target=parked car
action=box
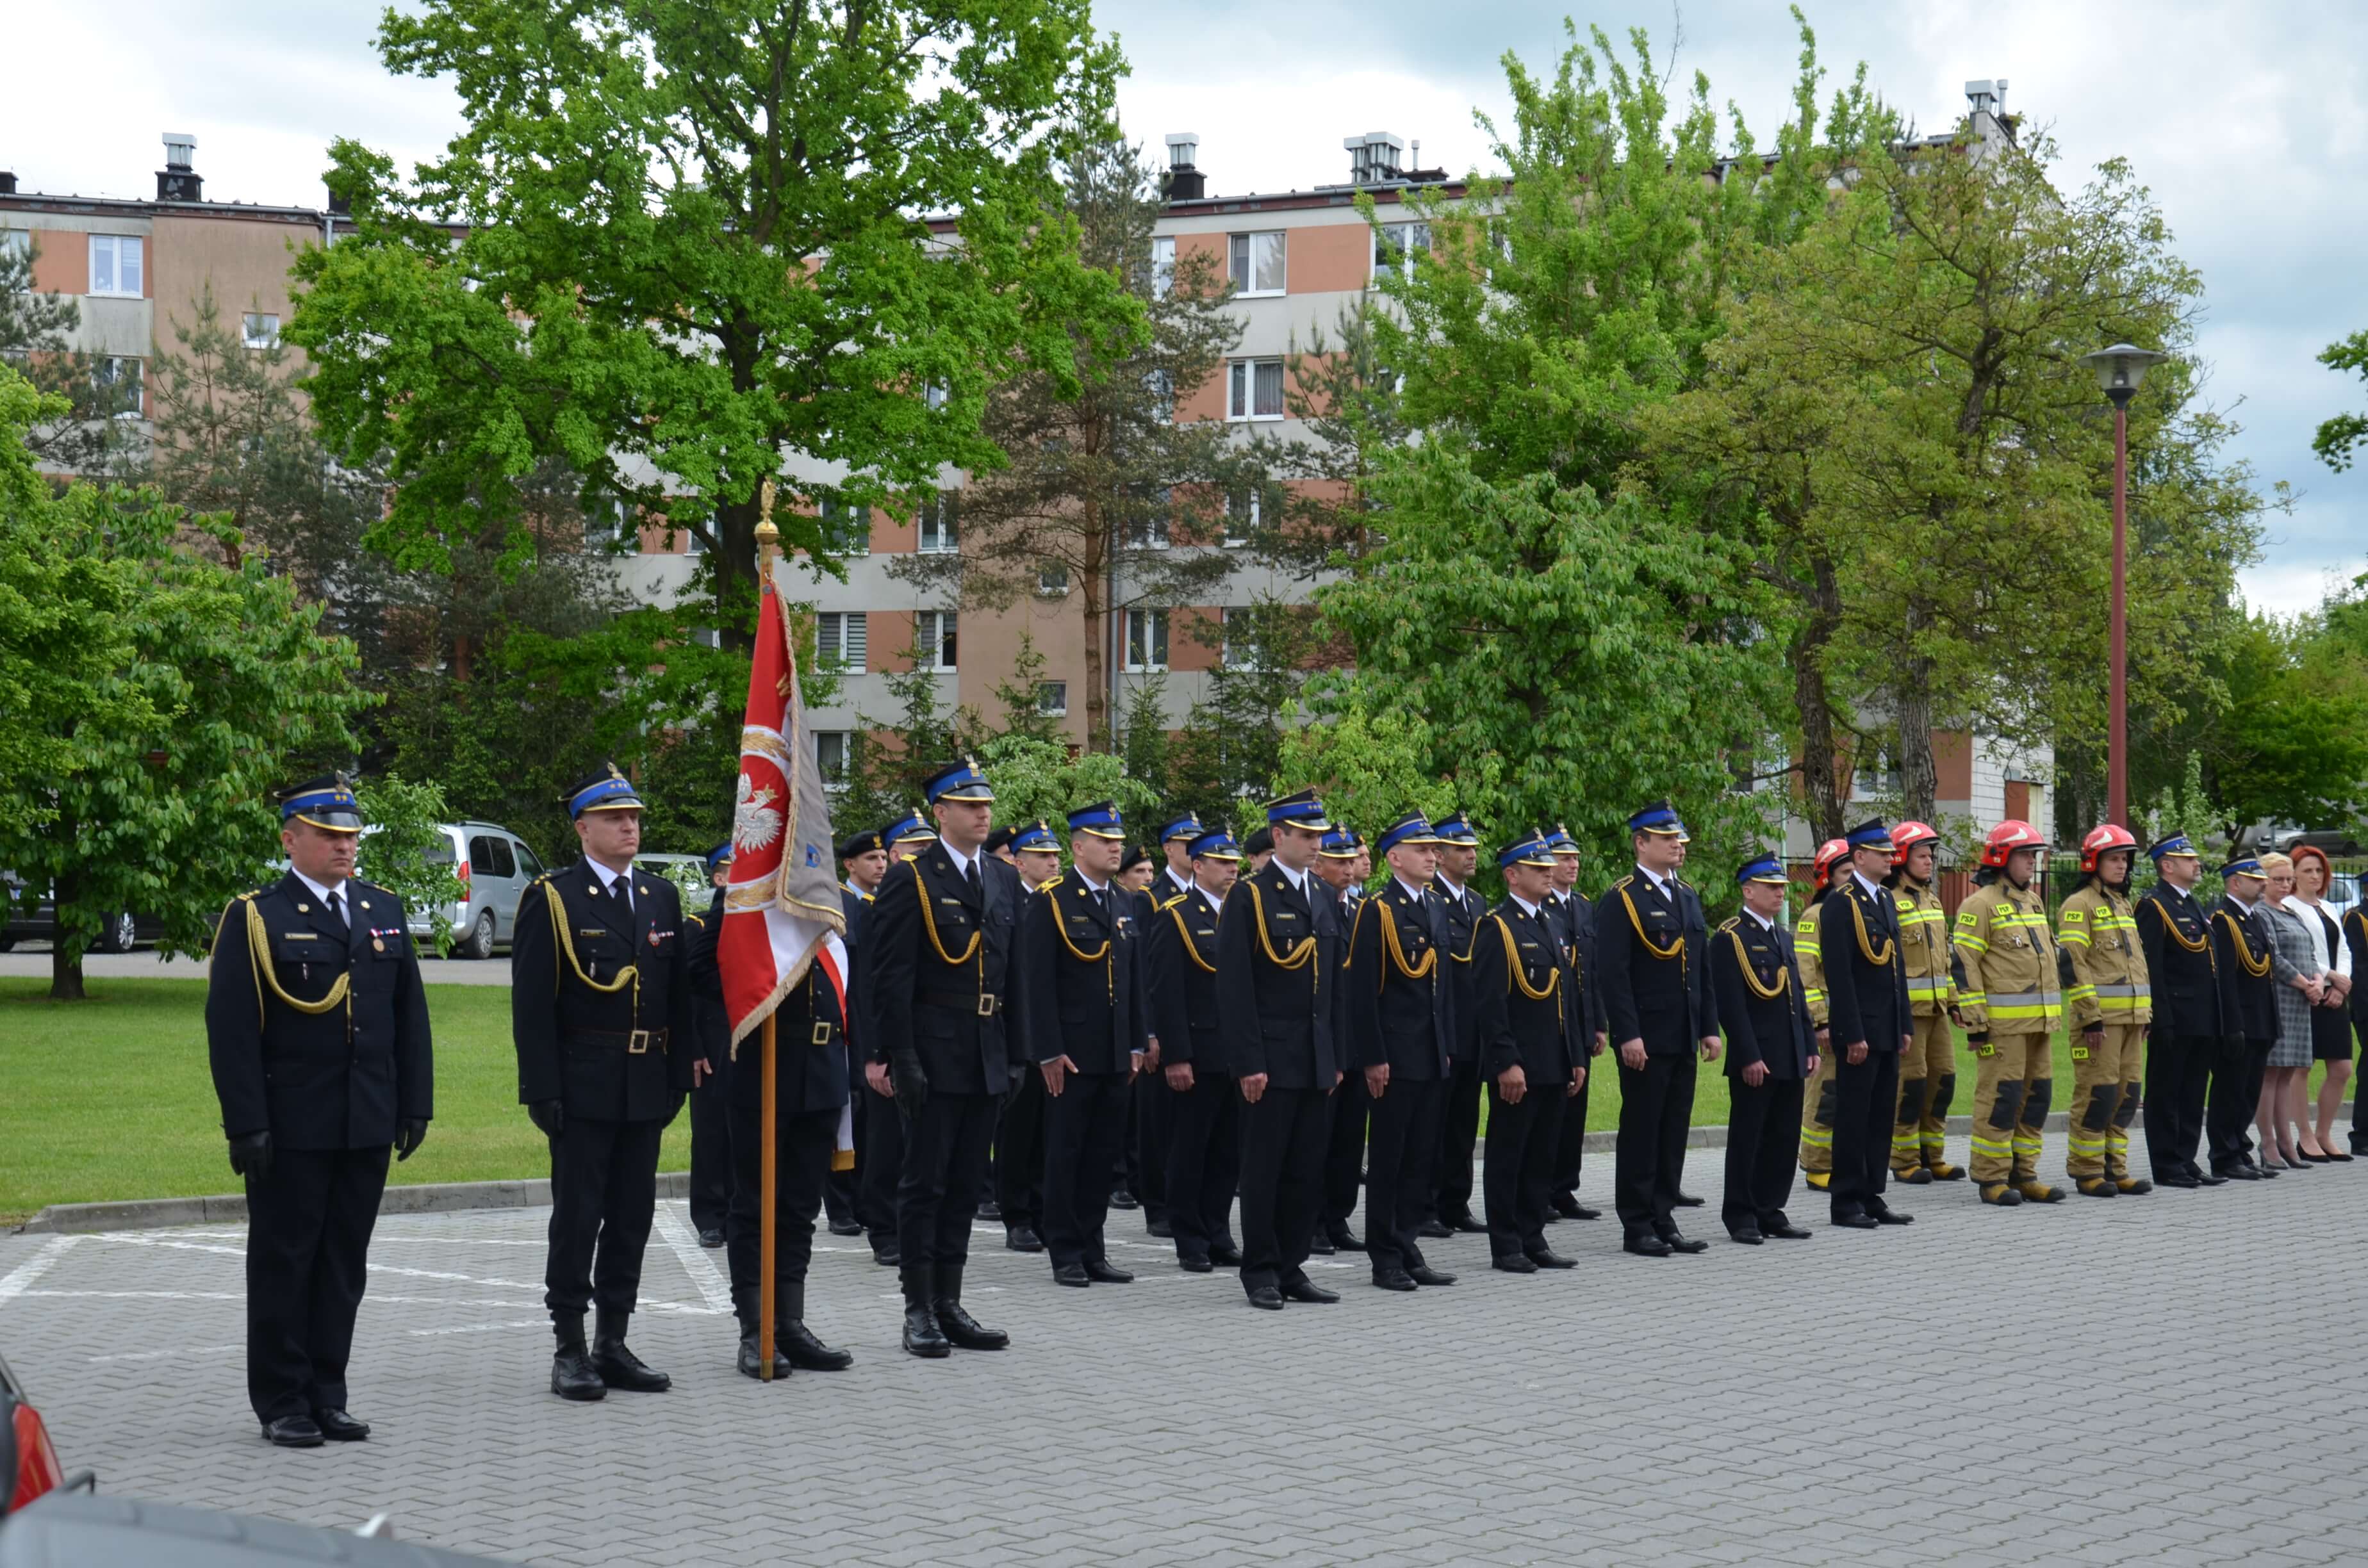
[2280,827,2367,857]
[0,873,160,956]
[2,1351,91,1521]
[412,822,550,960]
[0,1492,500,1565]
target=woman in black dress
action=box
[2290,847,2356,1161]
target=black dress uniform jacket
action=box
[1593,872,1714,1053]
[1821,876,1911,1052]
[1713,913,1813,1080]
[512,860,698,1121]
[2211,895,2285,1044]
[1543,890,1605,1041]
[1149,884,1228,1073]
[863,845,1026,1095]
[686,895,848,1113]
[1215,862,1340,1088]
[1469,901,1573,1084]
[1021,875,1148,1072]
[1345,881,1452,1079]
[209,873,434,1148]
[2135,883,2219,1036]
[1435,879,1484,1061]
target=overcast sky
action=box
[6,0,2359,612]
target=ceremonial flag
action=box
[719,549,853,1168]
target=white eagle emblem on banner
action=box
[733,774,784,854]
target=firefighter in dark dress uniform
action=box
[1822,819,1915,1229]
[512,765,700,1401]
[1022,802,1149,1287]
[685,845,735,1249]
[857,812,934,1267]
[824,829,885,1237]
[2207,855,2320,1177]
[860,761,1026,1359]
[1543,826,1606,1221]
[206,773,432,1447]
[1593,802,1720,1257]
[1345,811,1458,1292]
[1314,828,1370,1254]
[1217,790,1347,1310]
[2134,835,2223,1186]
[1151,828,1246,1271]
[1713,854,1817,1245]
[994,819,1061,1254]
[1471,831,1584,1273]
[1425,812,1490,1236]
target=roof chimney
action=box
[0,170,16,197]
[1162,132,1205,201]
[158,131,201,202]
[1343,131,1407,186]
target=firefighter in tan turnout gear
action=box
[2055,825,2153,1198]
[1951,820,2066,1205]
[1796,838,1849,1192]
[1886,822,1963,1184]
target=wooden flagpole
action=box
[755,490,781,1383]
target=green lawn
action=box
[0,978,690,1223]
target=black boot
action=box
[931,1264,1010,1352]
[732,1289,790,1382]
[591,1308,671,1392]
[777,1281,852,1371]
[550,1314,605,1402]
[901,1264,951,1359]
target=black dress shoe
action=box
[737,1334,792,1380]
[1247,1285,1285,1311]
[1622,1234,1672,1257]
[1147,1215,1174,1239]
[1416,1218,1454,1239]
[696,1227,725,1249]
[1672,1191,1706,1208]
[261,1415,325,1448]
[779,1320,853,1371]
[2157,1172,2201,1189]
[871,1240,902,1266]
[1451,1213,1490,1234]
[593,1341,671,1392]
[827,1217,866,1237]
[932,1298,1009,1351]
[551,1349,607,1401]
[1492,1254,1540,1274]
[1053,1262,1090,1287]
[1550,1192,1583,1218]
[1209,1242,1244,1267]
[1281,1277,1340,1304]
[1109,1188,1141,1210]
[1325,1224,1365,1252]
[1308,1235,1335,1255]
[1568,1203,1602,1221]
[1408,1263,1458,1286]
[2191,1166,2226,1185]
[1870,1208,1913,1225]
[1178,1254,1213,1273]
[312,1407,370,1442]
[1830,1213,1879,1230]
[1762,1222,1813,1239]
[2216,1163,2260,1181]
[976,1198,1003,1220]
[1657,1230,1708,1254]
[1524,1248,1577,1269]
[901,1304,951,1358]
[1372,1267,1419,1291]
[1005,1225,1044,1253]
[1083,1258,1134,1284]
[1727,1227,1764,1245]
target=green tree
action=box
[976,732,1156,844]
[352,772,457,954]
[288,0,1134,630]
[2315,328,2368,473]
[1165,595,1320,824]
[891,135,1247,746]
[2203,605,2368,845]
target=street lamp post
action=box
[2078,343,2167,831]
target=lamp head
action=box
[2078,343,2167,409]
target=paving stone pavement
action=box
[4,1138,2366,1567]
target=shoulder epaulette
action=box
[1716,915,1740,934]
[1040,874,1066,893]
[685,910,706,930]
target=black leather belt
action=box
[918,988,1001,1018]
[575,1027,670,1055]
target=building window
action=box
[1227,358,1285,421]
[93,356,143,418]
[1150,236,1174,298]
[242,313,280,349]
[1037,680,1068,717]
[1124,609,1169,672]
[923,380,949,410]
[1228,231,1285,295]
[1127,489,1170,550]
[917,489,958,554]
[917,610,957,671]
[0,229,28,261]
[1372,221,1430,281]
[1037,561,1070,597]
[817,496,869,555]
[814,730,850,783]
[816,611,867,671]
[1224,486,1261,546]
[88,234,143,298]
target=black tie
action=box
[965,858,982,899]
[326,890,348,934]
[611,875,632,920]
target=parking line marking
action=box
[0,1236,79,1306]
[650,1200,735,1316]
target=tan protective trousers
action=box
[2066,1022,2146,1180]
[1968,1032,2053,1186]
[1891,1011,1958,1175]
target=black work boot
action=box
[591,1307,671,1392]
[733,1288,790,1382]
[550,1314,605,1402]
[931,1264,1009,1352]
[777,1281,852,1371]
[901,1264,951,1359]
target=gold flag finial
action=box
[755,478,780,578]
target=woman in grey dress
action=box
[2255,853,2327,1170]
